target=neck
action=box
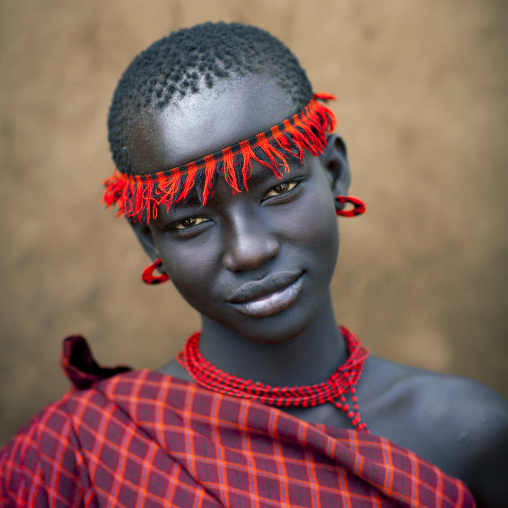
[199,295,348,387]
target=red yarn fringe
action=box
[102,93,337,223]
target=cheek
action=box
[286,185,339,263]
[167,264,216,312]
[155,237,219,306]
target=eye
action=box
[264,181,298,199]
[172,216,208,231]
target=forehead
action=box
[126,74,296,174]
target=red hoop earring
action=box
[335,196,366,217]
[142,259,170,285]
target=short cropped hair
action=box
[108,22,313,174]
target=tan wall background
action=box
[1,0,507,445]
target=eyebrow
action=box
[248,159,307,186]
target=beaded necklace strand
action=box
[178,326,369,433]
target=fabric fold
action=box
[0,336,475,507]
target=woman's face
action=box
[128,75,340,344]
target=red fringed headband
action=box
[102,92,336,223]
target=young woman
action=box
[1,22,507,507]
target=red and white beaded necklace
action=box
[177,326,369,433]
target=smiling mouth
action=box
[227,271,305,318]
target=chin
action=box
[212,291,330,345]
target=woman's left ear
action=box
[320,133,351,197]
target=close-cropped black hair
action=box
[108,22,313,174]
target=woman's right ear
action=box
[130,220,161,262]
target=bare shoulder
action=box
[361,356,508,507]
[365,355,508,428]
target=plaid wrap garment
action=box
[0,336,475,507]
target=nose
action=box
[222,208,280,272]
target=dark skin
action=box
[129,74,508,507]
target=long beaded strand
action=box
[178,326,369,433]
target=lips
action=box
[227,271,304,318]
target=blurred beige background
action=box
[1,0,507,445]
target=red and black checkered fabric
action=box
[1,336,475,507]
